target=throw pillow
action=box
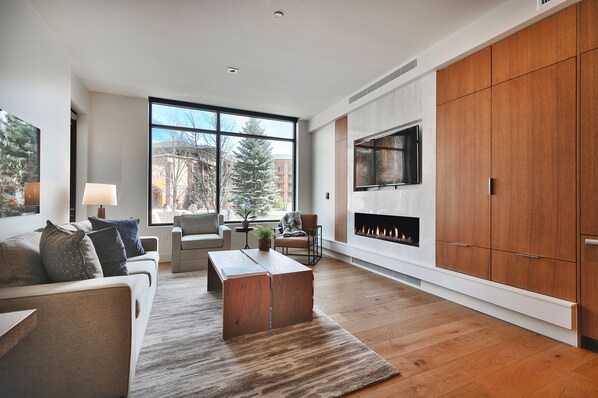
[89,217,145,258]
[0,231,50,287]
[87,227,128,277]
[40,221,103,282]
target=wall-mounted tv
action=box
[354,124,420,191]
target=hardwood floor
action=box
[311,257,598,397]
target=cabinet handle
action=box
[489,178,495,195]
[585,239,598,246]
[450,242,470,247]
[515,253,540,259]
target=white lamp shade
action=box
[82,183,117,206]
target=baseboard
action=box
[322,240,578,346]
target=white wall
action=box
[311,122,335,242]
[296,120,312,213]
[0,0,72,239]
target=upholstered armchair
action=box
[274,213,322,265]
[171,213,231,273]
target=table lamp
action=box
[82,183,117,219]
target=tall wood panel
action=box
[335,117,347,243]
[581,0,598,53]
[436,48,491,105]
[582,236,598,339]
[491,58,576,262]
[581,49,598,235]
[492,6,577,85]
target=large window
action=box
[149,98,297,225]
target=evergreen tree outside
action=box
[230,119,279,217]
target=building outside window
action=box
[149,98,297,225]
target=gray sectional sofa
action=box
[0,220,159,397]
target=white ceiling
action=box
[30,0,506,120]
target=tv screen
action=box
[354,125,420,190]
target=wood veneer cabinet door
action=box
[437,47,491,105]
[436,89,491,248]
[436,241,491,280]
[491,59,576,262]
[492,250,576,301]
[492,6,576,85]
[581,49,598,235]
[581,0,598,53]
[581,236,598,339]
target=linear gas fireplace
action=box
[354,213,419,247]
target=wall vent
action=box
[537,0,553,10]
[349,58,417,104]
[351,257,422,287]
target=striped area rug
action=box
[130,270,399,398]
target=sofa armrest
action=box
[0,277,139,397]
[219,225,231,249]
[140,236,159,252]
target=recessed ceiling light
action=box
[273,11,284,18]
[227,67,239,74]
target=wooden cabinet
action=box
[436,89,491,248]
[581,0,598,53]
[492,250,576,302]
[491,59,576,262]
[581,49,598,235]
[436,48,491,105]
[436,241,490,280]
[335,116,348,243]
[582,236,598,339]
[491,6,576,85]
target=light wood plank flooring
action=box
[311,256,598,397]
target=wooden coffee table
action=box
[207,249,313,339]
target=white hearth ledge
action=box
[322,239,578,347]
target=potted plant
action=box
[235,200,255,229]
[253,225,274,251]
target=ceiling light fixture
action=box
[227,67,239,74]
[273,11,284,19]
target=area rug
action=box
[129,270,398,398]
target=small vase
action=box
[258,238,271,251]
[242,220,250,229]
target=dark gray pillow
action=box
[89,217,145,258]
[40,221,103,282]
[87,227,128,277]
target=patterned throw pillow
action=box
[87,227,128,277]
[40,221,103,282]
[89,217,146,258]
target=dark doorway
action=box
[69,110,77,222]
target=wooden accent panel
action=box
[436,241,491,280]
[581,49,598,235]
[436,89,491,247]
[491,59,576,262]
[581,0,598,53]
[335,117,348,243]
[581,236,598,339]
[436,47,491,105]
[491,250,576,301]
[492,6,577,85]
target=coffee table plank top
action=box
[242,249,310,274]
[208,250,262,280]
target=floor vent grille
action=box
[351,257,422,287]
[349,58,417,104]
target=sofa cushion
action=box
[180,213,219,235]
[87,227,128,277]
[89,217,145,258]
[0,231,49,287]
[127,251,159,267]
[181,234,223,250]
[40,221,103,282]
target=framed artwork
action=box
[0,109,40,217]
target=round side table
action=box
[234,227,254,249]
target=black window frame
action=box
[148,97,298,227]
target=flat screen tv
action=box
[354,125,420,191]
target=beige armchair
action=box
[171,213,231,273]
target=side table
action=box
[234,227,254,249]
